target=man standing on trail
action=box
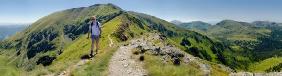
[87,16,101,57]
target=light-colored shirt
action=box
[90,21,101,35]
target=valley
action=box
[173,19,282,72]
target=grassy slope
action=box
[0,4,123,73]
[47,14,123,76]
[249,57,282,72]
[144,54,202,76]
[1,4,237,75]
[0,55,24,76]
[70,15,122,76]
[207,20,271,41]
[168,37,231,76]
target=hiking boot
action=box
[90,50,94,57]
[95,49,98,54]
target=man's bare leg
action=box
[90,38,95,56]
[95,37,99,54]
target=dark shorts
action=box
[91,35,100,41]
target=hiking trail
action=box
[55,34,114,76]
[108,42,148,76]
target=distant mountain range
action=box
[172,20,282,28]
[253,21,282,27]
[170,20,183,25]
[177,21,211,31]
[0,25,27,40]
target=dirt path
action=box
[49,34,114,76]
[108,44,147,76]
[55,35,114,76]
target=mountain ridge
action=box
[0,3,281,76]
[0,3,232,75]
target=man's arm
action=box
[87,21,91,39]
[98,22,102,36]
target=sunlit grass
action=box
[144,54,202,76]
[0,55,24,76]
[249,57,282,72]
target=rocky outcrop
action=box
[129,33,233,75]
[113,22,130,41]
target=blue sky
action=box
[0,0,282,24]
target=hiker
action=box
[87,16,102,57]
